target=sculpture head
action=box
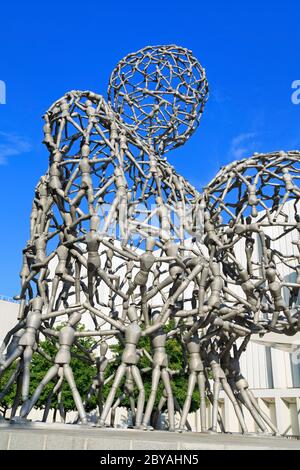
[108,45,209,155]
[31,296,44,311]
[145,236,156,252]
[127,304,138,323]
[68,311,82,326]
[90,214,100,232]
[100,341,108,356]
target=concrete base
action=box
[0,422,299,450]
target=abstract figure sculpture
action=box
[202,151,300,335]
[0,45,299,436]
[108,45,208,154]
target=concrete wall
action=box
[0,299,18,343]
[1,424,299,450]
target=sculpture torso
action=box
[55,325,75,364]
[122,322,142,365]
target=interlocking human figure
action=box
[0,46,299,436]
[202,151,300,335]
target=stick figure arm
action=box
[236,335,251,359]
[140,348,153,363]
[166,367,181,376]
[31,252,56,269]
[142,320,166,336]
[42,328,59,337]
[75,330,119,337]
[166,327,181,339]
[36,347,53,363]
[156,256,186,269]
[73,339,95,362]
[104,373,115,386]
[83,302,125,332]
[41,304,82,320]
[71,352,94,364]
[62,235,86,247]
[46,229,61,242]
[199,327,222,344]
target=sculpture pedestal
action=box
[0,422,299,450]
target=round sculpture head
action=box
[108,45,209,154]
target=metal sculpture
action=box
[202,151,300,335]
[0,45,299,435]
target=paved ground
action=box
[0,421,299,450]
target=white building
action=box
[219,334,300,436]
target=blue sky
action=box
[0,0,299,296]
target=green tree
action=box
[0,364,18,416]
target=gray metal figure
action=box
[204,340,248,434]
[141,310,175,432]
[178,329,207,432]
[19,310,117,422]
[0,297,44,403]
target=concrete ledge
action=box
[0,422,299,450]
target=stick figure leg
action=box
[198,372,207,431]
[179,372,196,431]
[100,363,127,426]
[131,365,145,427]
[142,366,161,429]
[22,346,33,401]
[161,368,175,432]
[20,364,59,418]
[64,364,87,424]
[222,379,248,433]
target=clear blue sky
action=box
[0,0,299,297]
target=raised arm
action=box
[83,302,125,332]
[41,327,60,338]
[75,329,119,337]
[41,304,82,320]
